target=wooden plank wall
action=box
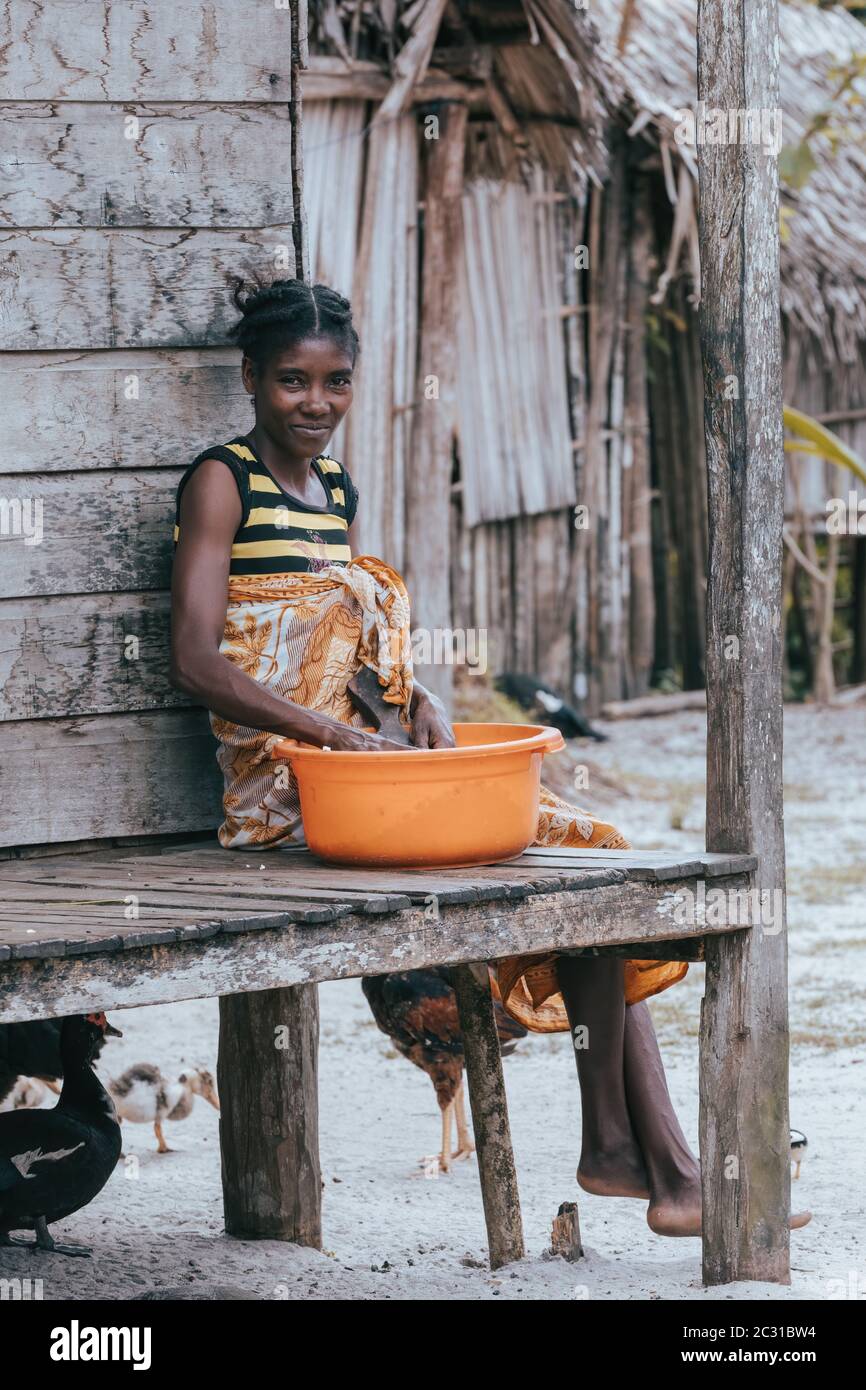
[0,0,299,849]
[300,98,368,474]
[343,114,419,568]
[455,171,576,528]
[449,167,658,714]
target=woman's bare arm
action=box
[169,461,411,749]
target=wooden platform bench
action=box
[0,840,763,1275]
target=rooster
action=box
[362,966,527,1174]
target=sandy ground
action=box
[2,703,864,1301]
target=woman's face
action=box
[242,335,354,458]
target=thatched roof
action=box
[308,1,866,362]
[307,0,621,186]
[593,0,866,362]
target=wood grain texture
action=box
[549,1201,583,1261]
[0,229,292,350]
[0,104,293,228]
[341,112,418,569]
[624,175,656,698]
[1,840,756,883]
[514,846,757,879]
[0,708,222,847]
[0,865,412,914]
[0,1,294,101]
[451,963,525,1268]
[300,57,471,104]
[0,868,752,1011]
[0,592,182,719]
[0,349,247,471]
[218,986,322,1246]
[453,171,577,527]
[403,101,467,709]
[696,0,790,1287]
[0,470,180,598]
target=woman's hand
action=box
[298,685,457,751]
[300,710,421,752]
[315,722,421,753]
[409,688,457,749]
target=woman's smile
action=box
[291,421,331,437]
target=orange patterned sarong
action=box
[209,554,414,851]
[493,784,688,1031]
[208,554,687,1032]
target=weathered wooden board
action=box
[103,849,627,901]
[0,829,216,863]
[0,592,183,719]
[0,910,307,960]
[0,872,413,916]
[451,962,525,1268]
[513,847,759,881]
[0,708,222,847]
[300,56,472,104]
[0,2,294,101]
[219,984,322,1245]
[0,104,293,228]
[0,883,362,914]
[47,841,757,892]
[697,0,790,1287]
[562,940,706,962]
[112,845,756,883]
[0,349,247,471]
[0,854,625,907]
[0,873,751,1019]
[0,470,180,598]
[0,230,291,350]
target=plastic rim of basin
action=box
[269,722,566,868]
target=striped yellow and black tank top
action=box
[173,435,359,575]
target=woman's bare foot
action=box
[647,1173,813,1236]
[577,1141,651,1200]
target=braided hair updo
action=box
[227,275,361,372]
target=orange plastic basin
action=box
[271,722,566,868]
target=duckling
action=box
[790,1128,808,1179]
[108,1063,220,1153]
[0,1076,52,1113]
[0,1012,122,1257]
[0,1017,119,1104]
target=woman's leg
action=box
[556,954,649,1198]
[623,999,813,1234]
[622,999,702,1233]
[557,955,707,1219]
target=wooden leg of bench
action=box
[451,963,525,1270]
[218,985,322,1247]
[699,931,791,1285]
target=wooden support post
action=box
[451,963,525,1270]
[404,100,468,712]
[696,0,791,1284]
[218,985,322,1246]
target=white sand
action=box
[2,703,864,1301]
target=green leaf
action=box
[784,406,866,485]
[778,141,818,191]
